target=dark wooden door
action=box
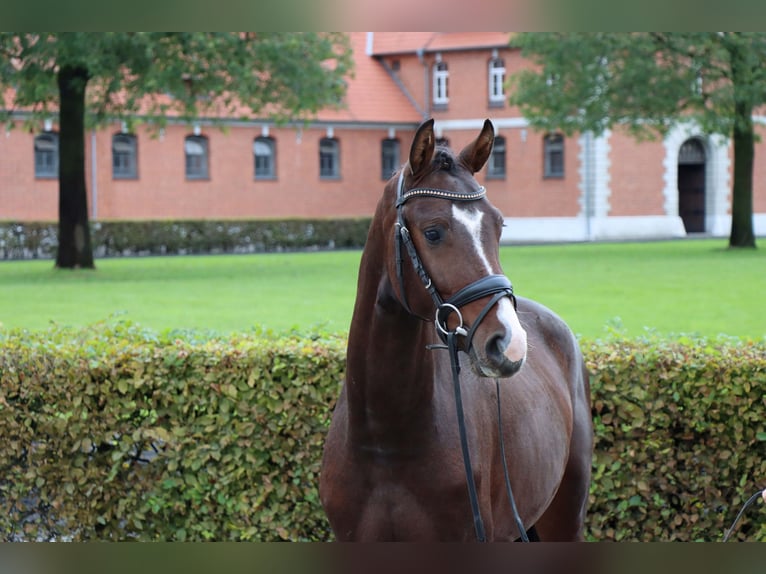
[678,163,705,233]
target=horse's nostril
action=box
[486,334,507,362]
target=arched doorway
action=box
[677,138,706,233]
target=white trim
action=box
[366,32,374,56]
[488,57,506,103]
[500,215,687,243]
[433,59,449,105]
[663,124,730,233]
[434,118,529,132]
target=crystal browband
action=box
[396,186,486,207]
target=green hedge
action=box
[0,324,764,541]
[0,218,372,260]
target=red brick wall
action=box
[0,125,60,221]
[607,129,666,216]
[1,121,418,221]
[482,127,581,218]
[4,40,766,227]
[754,124,766,213]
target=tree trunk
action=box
[55,65,95,268]
[728,43,757,249]
[730,113,756,248]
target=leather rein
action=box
[393,169,529,542]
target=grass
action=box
[0,239,764,340]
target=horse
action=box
[319,118,593,541]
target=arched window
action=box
[112,133,138,179]
[544,133,565,178]
[319,137,340,179]
[254,136,276,179]
[185,135,209,180]
[488,57,506,106]
[381,138,400,180]
[34,132,58,178]
[433,59,449,108]
[487,135,506,179]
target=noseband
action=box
[393,168,528,542]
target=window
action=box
[433,60,449,108]
[487,135,506,179]
[112,133,138,179]
[319,137,340,179]
[254,136,276,179]
[381,138,400,180]
[185,135,209,180]
[488,57,506,106]
[544,133,565,178]
[34,132,58,178]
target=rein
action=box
[393,169,528,542]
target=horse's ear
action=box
[459,119,495,174]
[409,118,435,176]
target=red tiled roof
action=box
[369,32,513,55]
[367,32,437,56]
[425,32,514,52]
[2,33,513,127]
[316,32,422,124]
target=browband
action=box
[396,186,486,207]
[396,169,486,207]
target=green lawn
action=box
[0,239,764,340]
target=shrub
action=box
[1,324,764,541]
[0,219,372,260]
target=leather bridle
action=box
[392,168,529,542]
[393,168,517,345]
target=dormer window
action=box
[433,58,449,109]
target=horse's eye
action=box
[423,227,443,244]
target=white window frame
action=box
[381,138,400,180]
[319,137,340,179]
[433,57,449,106]
[487,135,506,179]
[544,133,565,178]
[34,132,58,179]
[185,135,209,180]
[112,133,138,179]
[488,57,506,104]
[254,136,276,179]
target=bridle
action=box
[392,168,529,542]
[393,169,517,341]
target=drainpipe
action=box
[91,129,98,220]
[417,48,430,119]
[584,131,593,241]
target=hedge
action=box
[0,323,765,541]
[0,218,372,260]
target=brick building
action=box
[2,32,765,242]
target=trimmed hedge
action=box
[0,324,765,541]
[0,218,372,260]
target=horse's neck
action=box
[345,258,436,444]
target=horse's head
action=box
[383,118,527,378]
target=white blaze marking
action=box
[451,205,492,274]
[452,204,527,364]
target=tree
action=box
[509,32,765,249]
[0,33,353,268]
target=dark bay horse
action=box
[319,119,593,541]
